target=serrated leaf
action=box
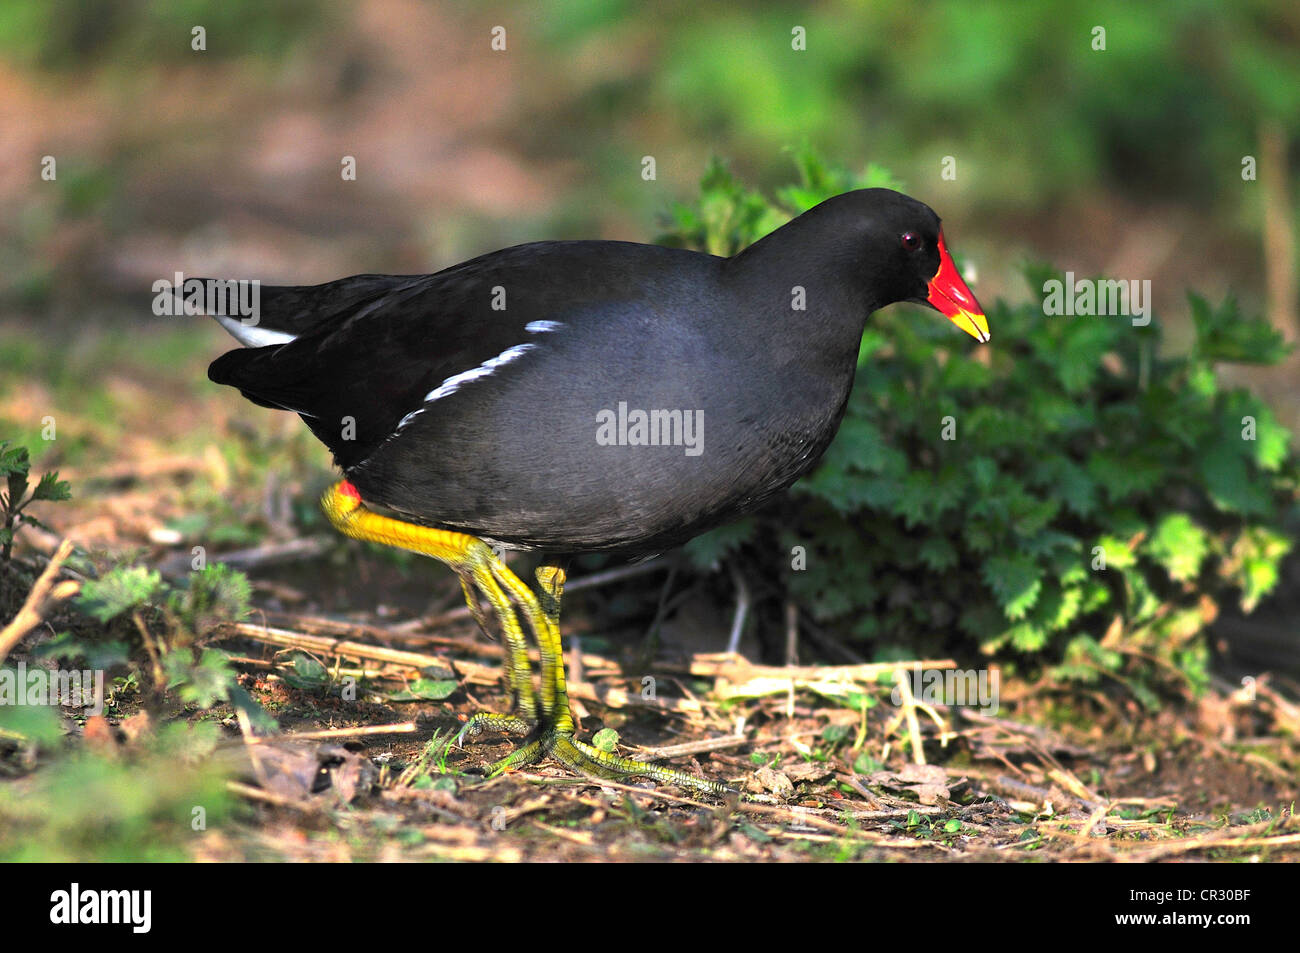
[894,471,931,528]
[165,648,235,709]
[982,555,1044,620]
[1191,292,1293,365]
[1029,457,1096,517]
[174,563,252,634]
[31,471,72,502]
[1032,584,1084,632]
[18,513,56,534]
[76,566,162,622]
[0,442,31,477]
[1087,450,1166,502]
[1055,321,1114,393]
[682,517,755,570]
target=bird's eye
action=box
[901,232,922,252]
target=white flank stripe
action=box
[395,408,423,430]
[214,313,297,348]
[524,320,563,333]
[393,342,538,435]
[423,343,538,403]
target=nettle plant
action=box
[63,561,260,715]
[667,151,1296,700]
[0,440,71,563]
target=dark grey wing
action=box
[207,241,712,470]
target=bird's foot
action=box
[443,715,735,799]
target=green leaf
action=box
[1199,442,1272,515]
[385,678,458,702]
[1055,320,1113,393]
[969,457,998,493]
[591,727,620,753]
[227,684,278,733]
[1032,584,1084,632]
[683,517,755,569]
[917,535,958,571]
[165,648,236,709]
[1145,513,1209,582]
[1008,622,1048,652]
[173,563,251,635]
[5,467,28,509]
[1231,527,1290,612]
[17,512,56,534]
[1094,534,1138,570]
[1190,292,1292,365]
[1087,450,1166,502]
[0,441,31,478]
[30,470,71,502]
[894,472,931,527]
[279,652,329,691]
[1028,457,1097,517]
[982,555,1044,620]
[76,566,162,622]
[35,631,130,670]
[0,695,63,746]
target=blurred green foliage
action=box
[672,153,1296,700]
[0,721,232,862]
[528,0,1300,211]
[0,0,324,68]
[0,527,262,858]
[4,1,1292,217]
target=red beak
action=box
[927,230,989,343]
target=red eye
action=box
[901,232,922,252]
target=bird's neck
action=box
[725,236,877,367]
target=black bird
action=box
[204,188,988,796]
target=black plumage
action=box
[208,188,985,555]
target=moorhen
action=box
[203,188,988,796]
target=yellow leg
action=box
[324,480,540,722]
[322,480,733,797]
[457,572,537,722]
[533,561,573,734]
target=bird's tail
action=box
[178,273,421,347]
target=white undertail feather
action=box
[214,313,297,348]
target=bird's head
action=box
[801,188,991,343]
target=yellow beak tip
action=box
[952,310,991,343]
